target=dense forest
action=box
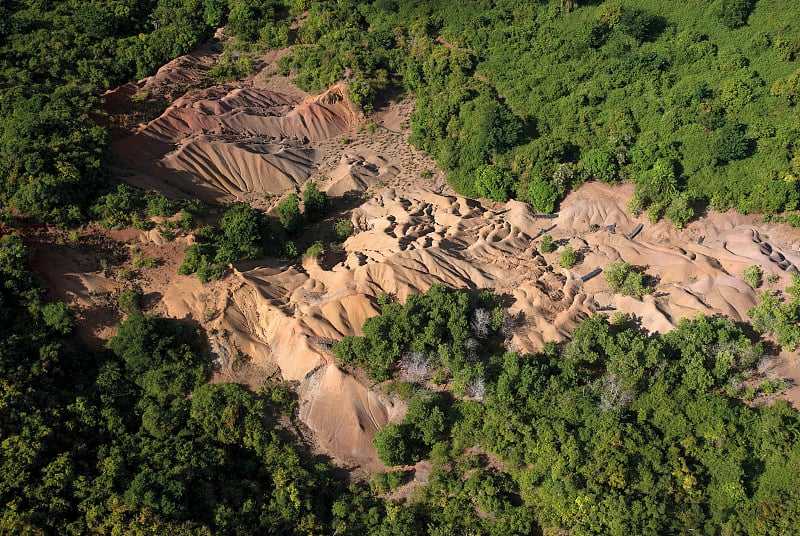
[4,242,800,533]
[276,0,800,224]
[2,0,800,534]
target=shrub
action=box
[302,181,329,222]
[540,234,555,253]
[284,241,299,257]
[742,265,763,289]
[559,244,577,268]
[145,194,174,217]
[664,192,694,229]
[178,244,203,275]
[133,256,158,269]
[474,165,511,202]
[276,194,304,235]
[583,148,619,183]
[197,261,225,283]
[118,289,143,314]
[605,262,652,300]
[526,176,557,213]
[605,262,631,293]
[303,241,325,260]
[333,218,354,242]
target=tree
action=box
[525,177,558,213]
[276,193,304,235]
[540,234,555,253]
[190,383,261,445]
[713,122,750,163]
[42,302,74,335]
[302,181,329,222]
[559,244,577,268]
[475,165,510,202]
[215,203,267,264]
[583,148,619,183]
[374,423,413,466]
[717,0,753,28]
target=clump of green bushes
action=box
[605,262,653,299]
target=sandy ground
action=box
[25,40,800,473]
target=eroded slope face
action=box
[156,179,799,468]
[113,83,356,202]
[92,43,800,469]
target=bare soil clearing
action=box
[28,42,800,472]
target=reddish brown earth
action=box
[23,38,800,473]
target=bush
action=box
[302,181,329,222]
[742,265,763,289]
[118,289,143,314]
[583,148,619,183]
[333,218,354,242]
[276,194,304,235]
[196,261,225,283]
[605,262,631,293]
[665,192,694,229]
[133,256,158,269]
[605,262,652,299]
[559,244,577,268]
[474,165,511,202]
[526,177,558,213]
[540,234,555,253]
[303,241,325,260]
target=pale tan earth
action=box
[28,40,800,472]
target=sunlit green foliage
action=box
[215,202,271,264]
[354,286,799,535]
[605,262,653,299]
[280,0,800,220]
[333,284,493,383]
[276,193,304,235]
[0,0,221,224]
[540,234,555,253]
[178,202,274,281]
[333,218,354,242]
[748,274,800,350]
[559,244,577,268]
[742,264,763,289]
